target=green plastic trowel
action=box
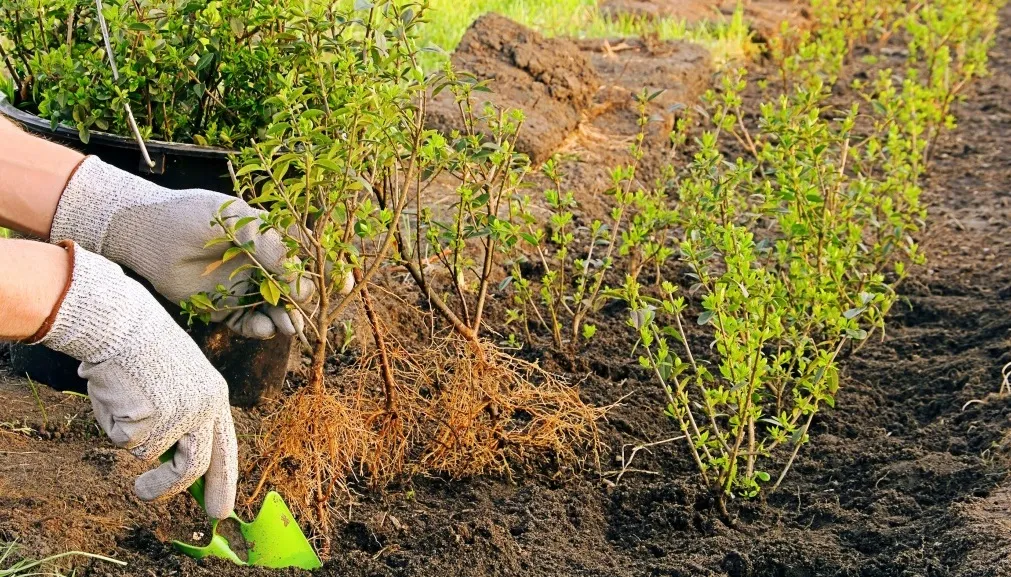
[160,452,322,570]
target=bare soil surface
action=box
[4,5,1011,577]
[570,36,712,187]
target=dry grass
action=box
[250,337,604,554]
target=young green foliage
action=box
[403,73,531,345]
[506,91,668,351]
[618,0,1000,515]
[186,0,433,392]
[187,0,543,385]
[1,0,292,145]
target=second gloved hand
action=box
[31,242,238,519]
[49,156,311,339]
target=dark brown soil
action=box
[4,5,1011,577]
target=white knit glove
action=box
[31,242,238,519]
[49,156,311,339]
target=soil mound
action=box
[599,0,722,22]
[552,38,711,203]
[426,14,600,164]
[575,37,712,113]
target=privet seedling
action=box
[396,69,531,349]
[185,0,435,542]
[618,0,999,516]
[506,91,670,350]
[186,1,602,545]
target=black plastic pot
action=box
[1,95,292,408]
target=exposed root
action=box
[251,337,604,550]
[249,381,371,538]
[419,342,604,478]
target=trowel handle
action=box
[159,448,208,510]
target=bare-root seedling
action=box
[182,2,606,547]
[252,336,603,553]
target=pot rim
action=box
[0,93,234,159]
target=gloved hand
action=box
[49,156,310,339]
[31,242,238,519]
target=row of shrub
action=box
[207,0,1000,521]
[493,0,1000,514]
[2,0,1003,531]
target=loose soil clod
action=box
[426,14,601,165]
[569,36,712,183]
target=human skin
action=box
[0,116,240,519]
[0,115,85,239]
[0,116,81,340]
[0,238,71,340]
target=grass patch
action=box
[416,0,757,68]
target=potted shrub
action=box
[0,0,299,405]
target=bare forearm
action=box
[0,239,71,340]
[0,116,84,239]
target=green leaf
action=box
[222,246,244,263]
[235,163,263,177]
[845,328,868,340]
[267,123,292,137]
[204,236,232,249]
[315,158,341,172]
[301,109,325,121]
[260,279,281,306]
[843,307,865,320]
[229,17,245,37]
[228,263,256,281]
[629,308,655,330]
[196,52,216,72]
[189,293,215,311]
[234,216,258,231]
